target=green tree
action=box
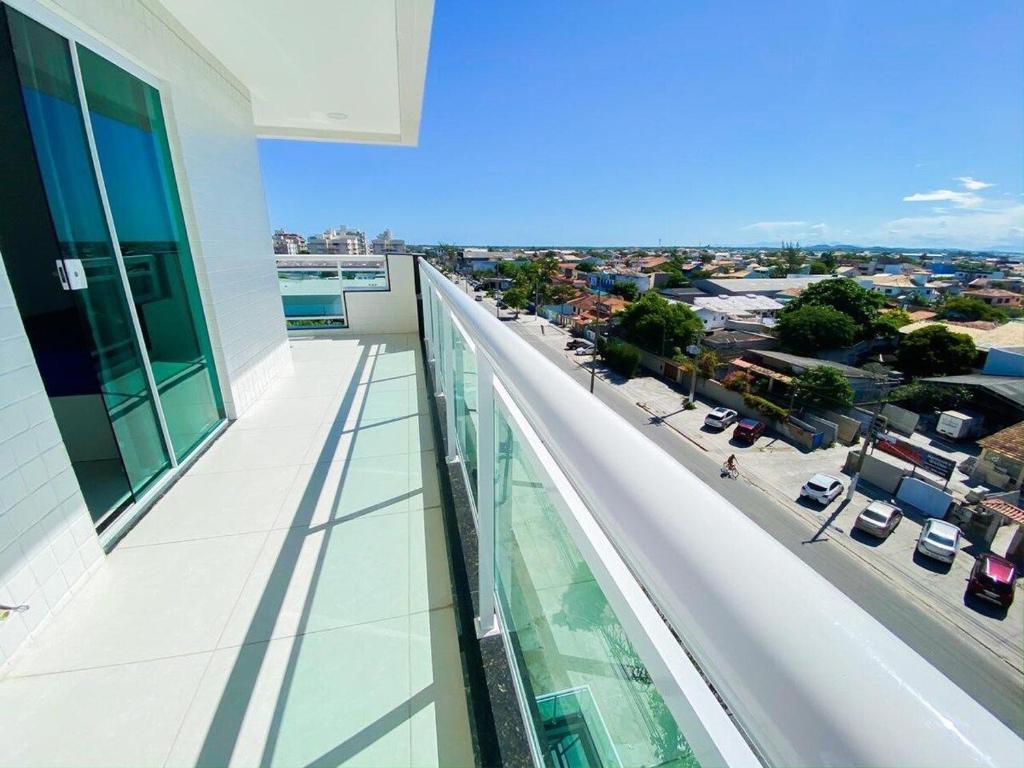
[575,261,595,273]
[616,293,703,355]
[936,297,1007,323]
[783,278,885,328]
[777,305,857,353]
[820,251,838,270]
[890,382,972,413]
[599,339,642,379]
[610,281,639,300]
[808,260,831,275]
[897,325,977,376]
[871,308,912,337]
[502,285,529,319]
[792,366,855,410]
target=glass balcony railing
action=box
[418,260,1021,768]
[276,255,389,329]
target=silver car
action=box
[704,407,738,430]
[916,519,962,564]
[853,501,902,539]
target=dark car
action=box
[966,553,1017,609]
[565,338,588,350]
[733,419,765,444]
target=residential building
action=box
[307,225,367,255]
[898,319,1024,352]
[371,228,407,254]
[738,350,883,402]
[976,422,1024,490]
[272,229,305,254]
[962,288,1023,307]
[461,247,522,272]
[0,2,1019,767]
[588,268,668,294]
[692,295,783,330]
[694,275,832,297]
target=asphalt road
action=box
[477,294,1024,737]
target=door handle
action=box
[55,259,88,290]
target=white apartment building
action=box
[307,225,367,255]
[371,228,406,254]
[272,229,305,254]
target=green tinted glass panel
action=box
[5,8,169,515]
[78,46,224,460]
[494,403,698,768]
[452,326,477,498]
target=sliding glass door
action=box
[0,5,224,531]
[78,46,224,460]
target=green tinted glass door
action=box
[78,47,224,459]
[4,8,170,519]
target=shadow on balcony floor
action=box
[0,335,473,768]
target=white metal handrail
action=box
[419,260,1023,768]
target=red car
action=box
[966,554,1017,608]
[733,418,766,444]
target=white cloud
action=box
[902,189,982,208]
[957,176,994,191]
[879,203,1024,249]
[742,220,809,230]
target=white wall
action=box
[341,254,420,334]
[36,0,292,417]
[0,0,292,662]
[0,268,103,668]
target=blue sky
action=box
[259,1,1024,250]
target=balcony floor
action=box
[0,335,474,768]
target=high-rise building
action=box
[307,225,367,255]
[272,229,305,254]
[371,228,406,254]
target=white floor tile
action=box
[10,533,266,675]
[124,467,300,547]
[0,652,210,768]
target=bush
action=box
[722,370,751,393]
[743,393,789,421]
[683,400,696,411]
[697,350,719,379]
[602,339,642,379]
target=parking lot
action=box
[486,302,1024,673]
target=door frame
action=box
[3,0,229,548]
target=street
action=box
[468,285,1024,736]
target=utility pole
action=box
[590,337,598,393]
[847,377,890,501]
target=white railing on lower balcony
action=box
[418,259,1022,768]
[276,254,389,329]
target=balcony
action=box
[0,329,474,767]
[0,254,1021,768]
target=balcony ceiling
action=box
[155,0,434,145]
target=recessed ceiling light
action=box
[327,112,349,121]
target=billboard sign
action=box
[874,433,956,480]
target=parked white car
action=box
[704,407,738,430]
[574,343,595,356]
[916,519,962,564]
[799,473,844,505]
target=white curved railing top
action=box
[420,260,1023,768]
